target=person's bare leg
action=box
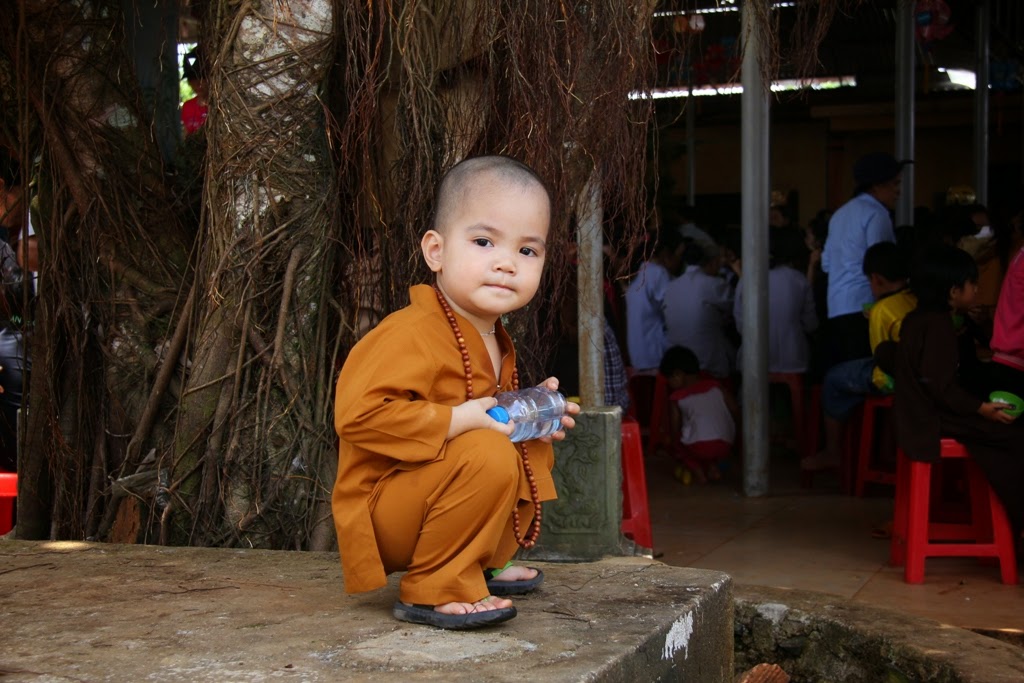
[803,416,843,470]
[823,415,844,466]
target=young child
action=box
[659,346,738,484]
[806,241,915,472]
[181,47,209,136]
[893,244,1023,539]
[332,156,578,630]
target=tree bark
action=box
[7,0,191,539]
[171,0,336,547]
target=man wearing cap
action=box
[821,152,911,366]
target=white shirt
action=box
[734,265,818,374]
[663,265,736,378]
[625,261,672,370]
[672,382,735,445]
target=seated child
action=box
[893,244,1024,538]
[332,156,579,630]
[659,346,738,484]
[806,241,915,471]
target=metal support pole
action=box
[740,2,770,497]
[895,0,915,226]
[975,0,990,206]
[686,82,696,206]
[577,169,605,407]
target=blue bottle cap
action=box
[486,406,511,424]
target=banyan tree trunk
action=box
[168,1,337,548]
[6,0,660,547]
[6,0,338,548]
[6,0,192,541]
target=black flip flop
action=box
[485,567,544,596]
[392,602,517,630]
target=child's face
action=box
[868,272,886,300]
[422,177,549,328]
[665,371,686,390]
[949,280,979,312]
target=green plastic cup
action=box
[989,391,1024,418]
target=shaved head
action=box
[431,156,550,233]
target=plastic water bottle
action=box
[486,387,568,443]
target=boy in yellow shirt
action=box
[805,241,915,471]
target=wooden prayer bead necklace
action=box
[434,285,542,549]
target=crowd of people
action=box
[613,152,1024,544]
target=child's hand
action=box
[448,397,515,440]
[535,376,580,442]
[978,401,1016,424]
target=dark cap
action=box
[182,47,207,81]
[853,152,912,189]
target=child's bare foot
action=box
[801,449,840,472]
[485,564,545,595]
[393,596,517,629]
[430,595,513,615]
[490,565,538,583]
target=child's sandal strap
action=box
[484,560,514,580]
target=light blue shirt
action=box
[821,193,895,318]
[625,261,672,370]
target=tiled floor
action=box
[644,445,1024,634]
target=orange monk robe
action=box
[332,285,557,603]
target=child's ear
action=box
[421,229,444,273]
[949,284,960,300]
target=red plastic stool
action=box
[0,472,16,535]
[890,439,1018,584]
[620,416,653,550]
[768,372,806,457]
[626,371,653,426]
[645,373,670,456]
[853,394,897,496]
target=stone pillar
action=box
[524,406,625,561]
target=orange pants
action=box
[369,429,536,606]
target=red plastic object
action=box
[620,416,653,550]
[645,373,671,456]
[0,472,17,535]
[854,394,897,496]
[890,439,1017,584]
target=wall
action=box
[656,91,1023,230]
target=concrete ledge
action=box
[735,585,1024,683]
[0,541,733,682]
